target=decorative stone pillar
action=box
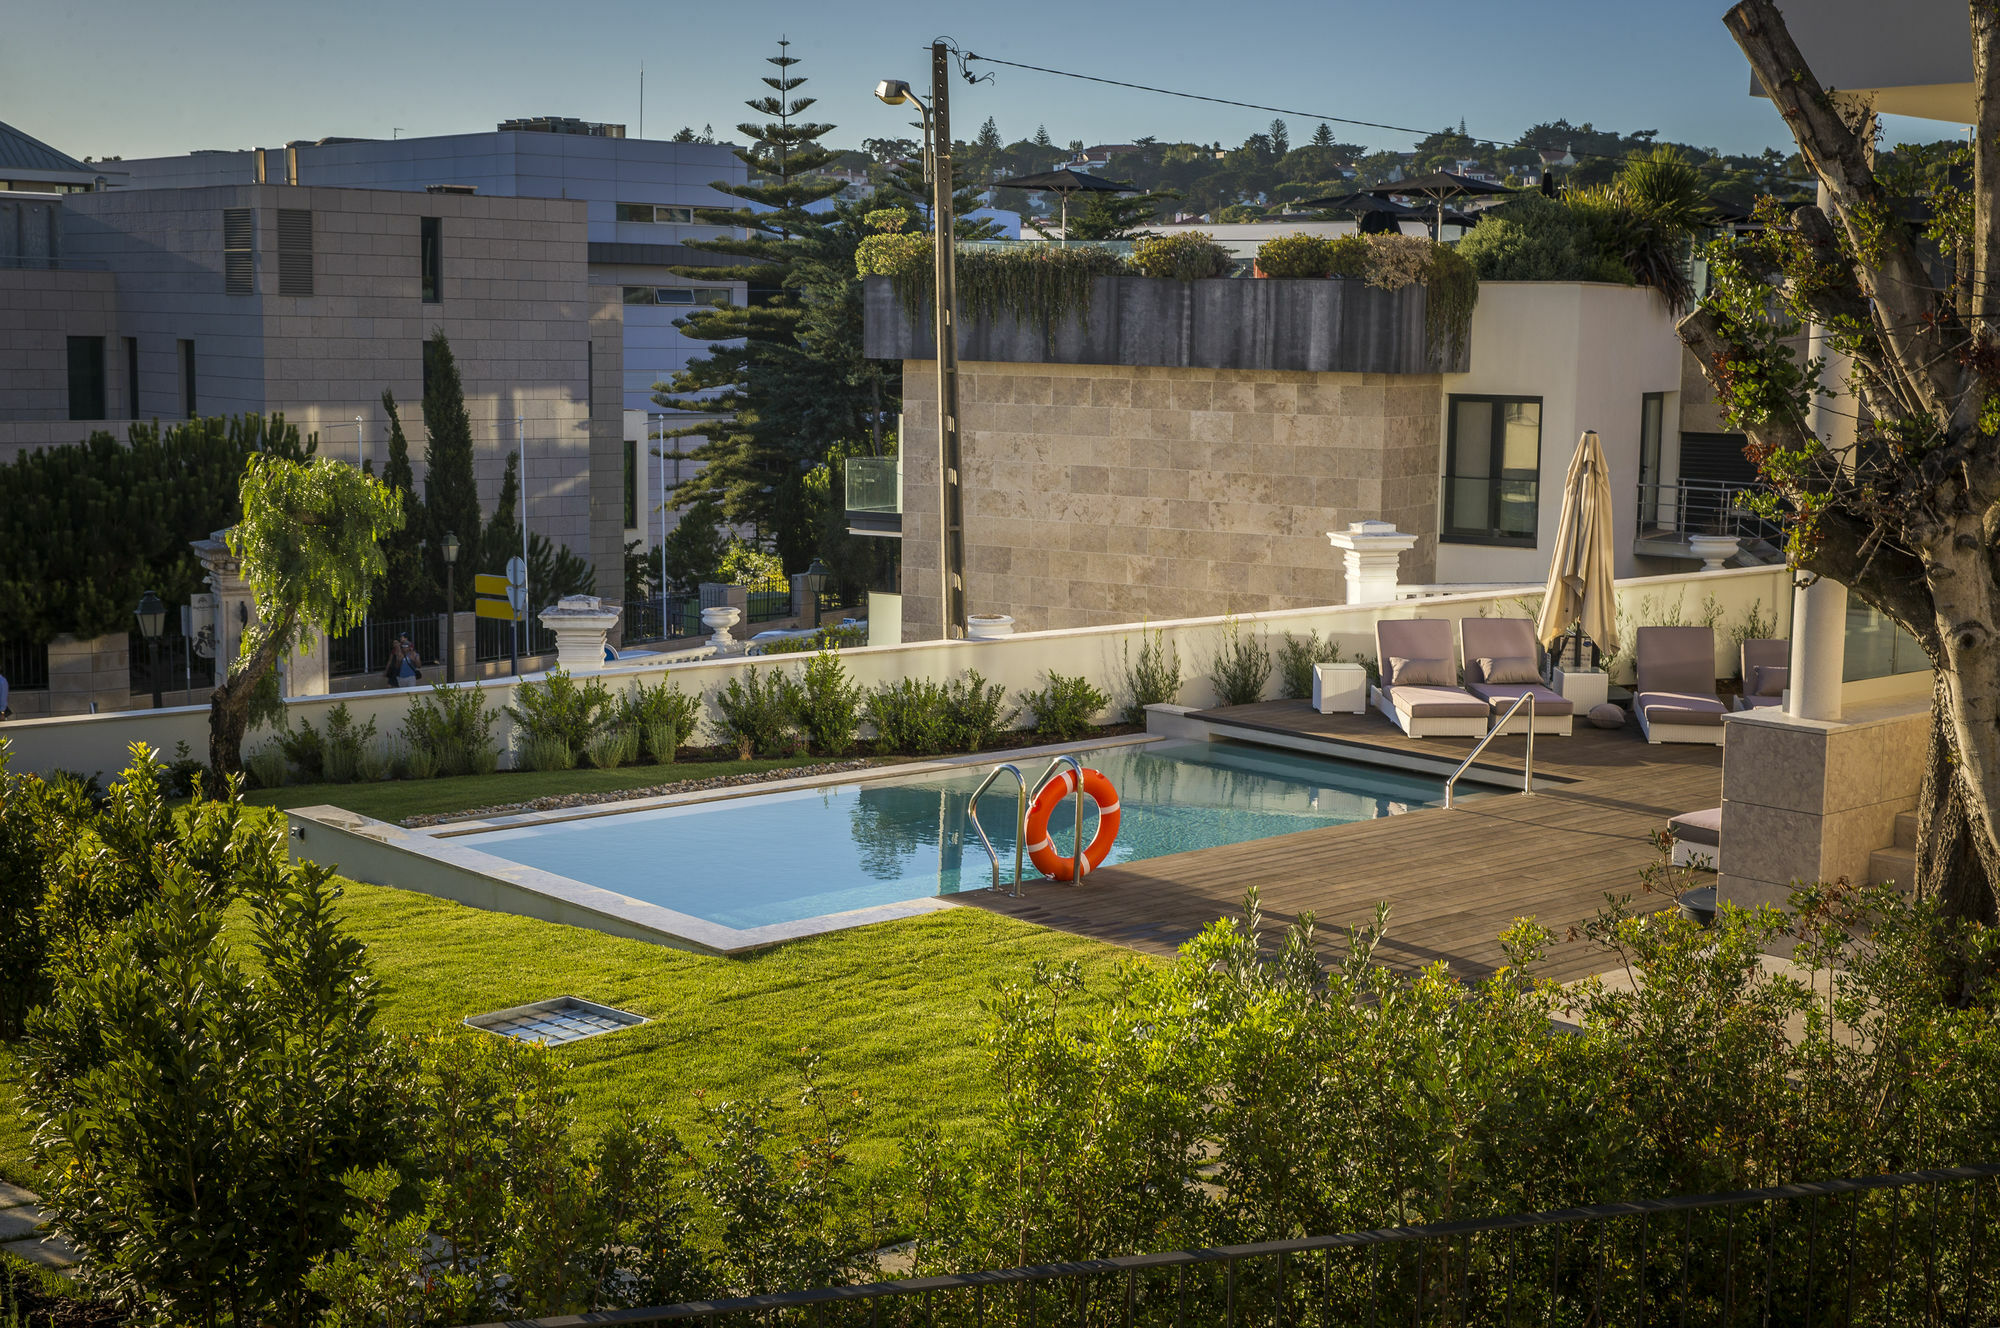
[538,595,623,674]
[1325,521,1420,605]
[1788,575,1847,723]
[192,531,254,677]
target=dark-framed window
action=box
[1637,391,1666,527]
[1442,394,1542,546]
[623,437,638,528]
[179,339,197,418]
[420,216,441,303]
[125,337,139,417]
[67,336,105,420]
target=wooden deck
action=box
[959,701,1725,984]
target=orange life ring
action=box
[1025,767,1121,881]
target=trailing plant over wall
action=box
[858,235,1125,344]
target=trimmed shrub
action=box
[1129,231,1234,281]
[516,734,576,773]
[506,669,615,768]
[714,667,800,759]
[623,678,702,763]
[273,719,324,783]
[1018,672,1109,741]
[942,670,1015,752]
[402,742,439,781]
[319,704,378,785]
[1120,627,1182,723]
[1254,233,1335,278]
[1209,617,1272,706]
[584,725,640,770]
[245,744,289,789]
[401,683,498,778]
[1326,233,1370,277]
[865,678,951,756]
[1277,630,1341,701]
[795,650,864,757]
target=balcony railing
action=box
[845,455,901,535]
[1636,479,1784,548]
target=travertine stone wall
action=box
[900,362,1441,641]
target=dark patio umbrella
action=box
[1361,170,1517,238]
[992,168,1138,244]
[1298,190,1422,217]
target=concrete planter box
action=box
[863,273,1466,375]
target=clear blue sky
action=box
[2,0,1958,163]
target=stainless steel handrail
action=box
[1031,754,1089,884]
[967,763,1028,896]
[1443,692,1536,809]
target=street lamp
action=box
[875,49,966,639]
[134,590,166,709]
[804,557,831,628]
[442,531,460,684]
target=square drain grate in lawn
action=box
[464,996,646,1046]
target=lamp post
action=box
[804,557,830,629]
[134,590,166,709]
[442,530,460,684]
[876,53,966,640]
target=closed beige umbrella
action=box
[1536,429,1619,659]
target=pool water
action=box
[467,738,1450,931]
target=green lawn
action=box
[0,1044,32,1190]
[243,754,866,823]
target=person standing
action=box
[383,635,423,688]
[0,670,10,719]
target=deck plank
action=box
[956,701,1721,984]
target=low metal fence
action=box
[0,639,49,692]
[128,629,216,696]
[622,594,704,644]
[1636,478,1784,544]
[744,574,794,624]
[329,615,442,679]
[470,1165,2000,1327]
[474,615,556,664]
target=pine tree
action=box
[419,330,481,591]
[1034,125,1053,149]
[1312,122,1335,148]
[1269,119,1289,156]
[973,116,1003,180]
[376,391,434,614]
[481,448,520,578]
[652,39,848,567]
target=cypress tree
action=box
[376,390,434,614]
[420,330,481,582]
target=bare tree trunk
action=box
[202,608,296,797]
[1915,676,2000,924]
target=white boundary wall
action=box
[1,566,1792,781]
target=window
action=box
[67,336,105,420]
[586,341,594,419]
[1637,392,1665,527]
[276,208,313,296]
[179,340,197,418]
[621,285,732,307]
[615,202,696,224]
[125,337,139,417]
[420,216,442,303]
[623,438,638,528]
[223,207,253,295]
[1443,395,1542,545]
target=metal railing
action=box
[968,762,1028,895]
[744,574,793,624]
[622,594,705,644]
[1033,754,1089,885]
[474,615,556,664]
[329,615,442,678]
[1636,478,1782,544]
[468,1163,2000,1327]
[128,628,216,696]
[1444,691,1535,809]
[0,639,49,692]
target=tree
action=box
[1676,0,2000,921]
[204,456,402,791]
[480,448,521,579]
[375,391,433,615]
[658,498,729,595]
[1312,122,1335,148]
[420,330,482,595]
[1062,189,1175,241]
[972,116,1004,180]
[1267,119,1289,156]
[1034,125,1053,149]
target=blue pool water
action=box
[466,738,1451,931]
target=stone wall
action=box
[900,361,1441,641]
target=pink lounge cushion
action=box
[1669,806,1722,847]
[1751,664,1790,697]
[1477,655,1542,686]
[1468,682,1574,715]
[1638,690,1727,727]
[1388,655,1456,687]
[1389,685,1490,719]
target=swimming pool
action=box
[460,737,1454,933]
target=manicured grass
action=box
[243,755,865,822]
[328,883,1137,1169]
[0,1043,35,1190]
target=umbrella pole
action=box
[1060,194,1068,247]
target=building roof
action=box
[0,119,94,177]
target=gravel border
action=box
[400,759,883,828]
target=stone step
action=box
[1895,809,1917,850]
[1869,844,1916,892]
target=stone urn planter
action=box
[701,604,744,652]
[1688,533,1741,572]
[966,614,1016,641]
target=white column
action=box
[1788,576,1847,722]
[1325,521,1419,605]
[538,595,623,674]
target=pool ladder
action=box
[1443,691,1536,809]
[968,755,1088,895]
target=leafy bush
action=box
[622,678,702,763]
[402,742,439,781]
[718,541,783,586]
[1254,233,1335,278]
[506,669,615,768]
[861,234,1125,338]
[1208,617,1272,705]
[1326,233,1370,277]
[319,703,378,784]
[584,725,640,770]
[1018,672,1109,741]
[1277,630,1341,701]
[942,670,1014,752]
[245,743,289,789]
[273,717,324,782]
[163,740,208,799]
[401,683,498,778]
[714,667,800,759]
[356,738,396,783]
[754,622,870,655]
[1119,627,1182,723]
[516,734,577,773]
[864,678,951,756]
[1129,231,1234,281]
[795,650,864,756]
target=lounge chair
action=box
[1373,619,1489,738]
[1458,617,1574,736]
[1633,626,1726,745]
[1733,638,1790,710]
[1669,806,1722,871]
